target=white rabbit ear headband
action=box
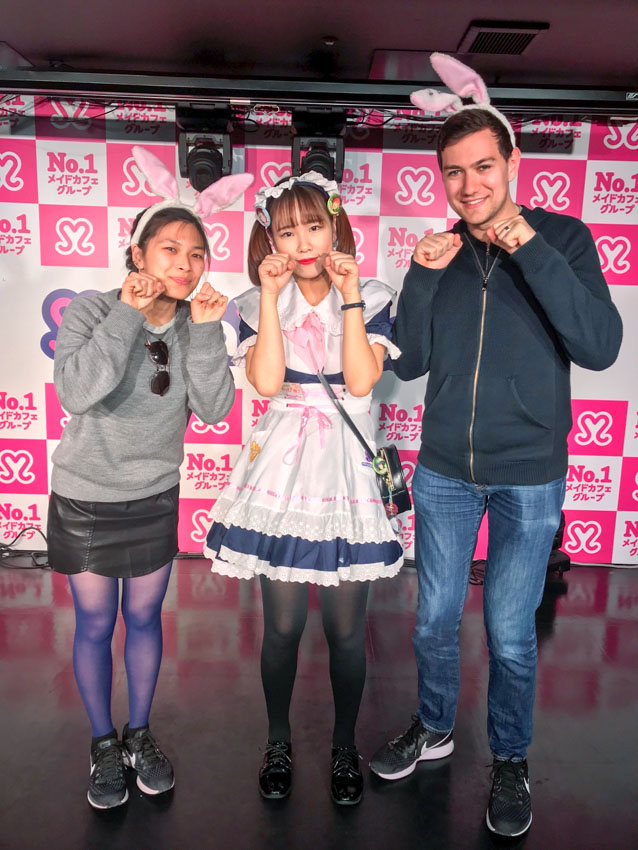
[253,171,342,231]
[410,53,516,149]
[129,145,254,246]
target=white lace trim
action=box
[254,171,339,205]
[210,496,398,543]
[231,334,257,366]
[205,546,404,586]
[367,333,401,360]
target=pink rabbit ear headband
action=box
[129,145,254,246]
[253,171,342,231]
[410,53,516,149]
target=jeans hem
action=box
[416,709,454,737]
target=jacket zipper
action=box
[466,238,501,483]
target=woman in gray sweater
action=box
[47,200,236,810]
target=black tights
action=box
[259,576,370,747]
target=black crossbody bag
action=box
[316,372,412,517]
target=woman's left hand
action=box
[324,252,361,299]
[190,283,228,323]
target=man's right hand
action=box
[413,230,463,269]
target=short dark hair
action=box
[125,207,210,271]
[247,181,355,287]
[436,109,514,168]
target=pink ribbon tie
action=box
[283,404,333,465]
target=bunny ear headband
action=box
[410,53,516,148]
[129,145,254,245]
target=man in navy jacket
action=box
[369,107,622,837]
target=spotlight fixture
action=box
[291,107,347,183]
[177,105,233,192]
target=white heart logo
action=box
[204,222,230,261]
[260,162,291,187]
[0,450,36,484]
[530,172,571,211]
[564,520,602,554]
[0,152,24,191]
[574,411,613,446]
[602,123,638,151]
[595,236,631,274]
[121,157,153,197]
[394,167,435,206]
[191,507,216,543]
[54,218,95,256]
[50,100,91,130]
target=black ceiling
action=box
[3,0,638,89]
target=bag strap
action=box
[315,372,377,460]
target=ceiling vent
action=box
[458,20,549,55]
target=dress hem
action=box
[203,547,403,586]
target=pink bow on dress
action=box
[282,312,326,373]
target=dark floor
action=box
[1,560,637,850]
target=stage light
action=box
[291,107,347,183]
[177,106,233,192]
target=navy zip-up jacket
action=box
[391,206,623,486]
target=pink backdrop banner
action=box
[0,96,636,564]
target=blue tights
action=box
[67,562,172,737]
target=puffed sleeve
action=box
[360,279,401,359]
[231,287,260,366]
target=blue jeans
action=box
[411,464,565,760]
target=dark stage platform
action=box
[1,560,636,849]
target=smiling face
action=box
[441,128,521,235]
[132,220,206,300]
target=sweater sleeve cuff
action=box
[404,258,448,288]
[508,233,558,275]
[186,318,227,351]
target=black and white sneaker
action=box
[486,758,532,837]
[122,724,175,795]
[369,715,454,780]
[88,734,128,810]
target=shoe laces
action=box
[263,741,291,772]
[331,746,361,779]
[129,729,166,766]
[94,740,124,780]
[491,760,527,801]
[390,715,423,750]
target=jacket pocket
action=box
[422,374,474,456]
[474,377,553,461]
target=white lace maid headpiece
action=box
[253,170,342,229]
[410,53,516,149]
[129,145,254,245]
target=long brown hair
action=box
[247,181,355,286]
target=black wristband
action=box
[341,301,365,311]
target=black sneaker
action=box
[88,734,128,810]
[122,724,175,795]
[369,715,454,780]
[486,758,532,837]
[259,741,292,799]
[331,745,363,806]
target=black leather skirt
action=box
[47,485,179,578]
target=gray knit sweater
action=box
[51,289,235,501]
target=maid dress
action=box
[204,277,404,585]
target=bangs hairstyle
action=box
[436,109,514,169]
[125,207,210,272]
[247,182,356,286]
